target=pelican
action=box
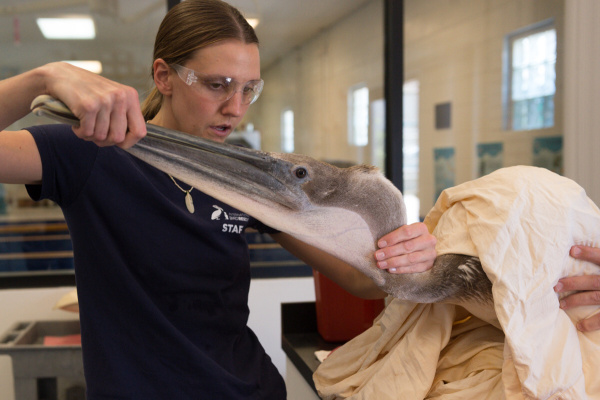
[31,95,495,325]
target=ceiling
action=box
[0,0,372,88]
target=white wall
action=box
[563,0,600,205]
[245,0,384,165]
[404,0,565,213]
[247,277,315,377]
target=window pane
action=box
[403,80,420,223]
[509,27,556,130]
[281,109,294,153]
[543,95,555,127]
[348,86,369,146]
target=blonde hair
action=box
[141,0,259,121]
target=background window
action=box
[505,21,556,131]
[281,109,294,153]
[348,85,369,146]
[403,80,420,223]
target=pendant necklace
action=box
[168,174,195,214]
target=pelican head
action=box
[130,126,494,320]
[129,125,407,290]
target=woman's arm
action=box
[271,222,437,299]
[0,62,146,184]
[271,231,387,299]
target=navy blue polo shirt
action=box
[26,124,286,399]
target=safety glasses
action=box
[171,64,264,105]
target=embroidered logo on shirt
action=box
[211,205,229,220]
[210,204,249,234]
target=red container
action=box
[313,270,385,342]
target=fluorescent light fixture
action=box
[37,17,96,40]
[63,60,103,74]
[246,18,259,28]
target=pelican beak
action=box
[130,124,304,211]
[30,95,303,211]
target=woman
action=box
[0,1,436,398]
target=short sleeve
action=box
[24,124,99,206]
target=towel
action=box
[313,166,600,399]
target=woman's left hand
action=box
[374,222,437,274]
[554,245,600,332]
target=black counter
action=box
[281,302,345,395]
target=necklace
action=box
[168,174,195,214]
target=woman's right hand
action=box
[42,62,147,148]
[555,245,600,332]
[375,222,437,274]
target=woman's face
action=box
[163,39,261,143]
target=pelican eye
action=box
[295,167,308,179]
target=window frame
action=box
[502,18,556,131]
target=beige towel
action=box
[314,166,600,399]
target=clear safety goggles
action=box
[171,64,264,105]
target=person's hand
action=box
[374,222,437,274]
[554,245,600,332]
[42,62,146,148]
